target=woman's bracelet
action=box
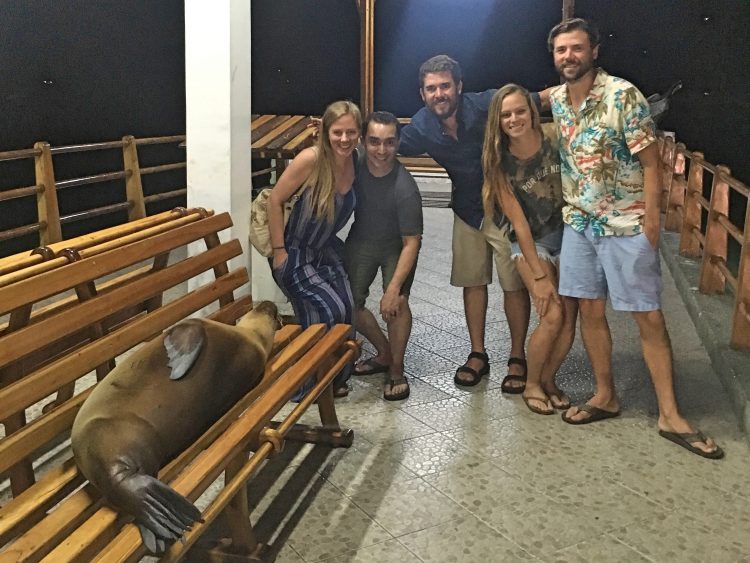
[272,246,285,251]
[534,273,547,281]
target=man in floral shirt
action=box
[548,18,722,458]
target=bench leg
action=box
[186,454,272,562]
[0,305,36,495]
[1,411,36,495]
[316,384,340,428]
[224,453,259,553]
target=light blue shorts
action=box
[510,227,563,264]
[558,224,662,311]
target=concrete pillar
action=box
[185,0,251,294]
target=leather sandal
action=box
[522,394,554,415]
[384,375,410,401]
[454,351,490,387]
[500,357,527,394]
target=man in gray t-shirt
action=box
[345,111,423,401]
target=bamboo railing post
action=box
[122,135,146,220]
[562,0,575,20]
[679,151,704,258]
[33,141,62,245]
[358,0,376,115]
[659,136,676,213]
[731,197,750,349]
[699,166,730,294]
[665,144,686,232]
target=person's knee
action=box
[540,301,564,329]
[504,288,529,299]
[579,298,606,319]
[632,309,667,333]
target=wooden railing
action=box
[0,135,186,250]
[658,134,750,349]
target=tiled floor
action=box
[207,207,750,562]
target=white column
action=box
[185,0,251,294]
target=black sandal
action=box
[500,357,527,394]
[384,375,410,401]
[454,351,490,387]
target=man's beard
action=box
[556,58,594,83]
[429,97,458,119]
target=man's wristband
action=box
[272,246,285,251]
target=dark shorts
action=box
[344,238,417,309]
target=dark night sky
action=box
[2,0,749,255]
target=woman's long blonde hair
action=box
[481,84,542,217]
[305,100,362,223]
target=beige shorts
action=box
[451,214,524,291]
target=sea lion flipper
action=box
[129,473,203,554]
[138,524,166,555]
[164,321,206,380]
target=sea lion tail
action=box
[123,473,204,553]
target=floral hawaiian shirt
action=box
[550,68,656,236]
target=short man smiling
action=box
[345,112,423,401]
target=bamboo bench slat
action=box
[251,116,304,150]
[0,208,208,279]
[0,212,232,311]
[0,461,82,546]
[250,115,293,144]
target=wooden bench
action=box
[0,209,357,562]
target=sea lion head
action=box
[236,301,281,357]
[251,300,282,329]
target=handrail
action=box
[55,170,131,190]
[0,185,43,202]
[49,140,126,155]
[658,133,750,349]
[59,201,134,225]
[0,134,186,252]
[0,148,42,162]
[135,134,186,146]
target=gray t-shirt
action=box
[348,152,423,243]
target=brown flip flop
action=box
[561,403,620,425]
[522,395,554,415]
[384,375,410,401]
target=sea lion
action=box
[71,301,281,554]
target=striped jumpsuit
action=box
[271,187,356,395]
